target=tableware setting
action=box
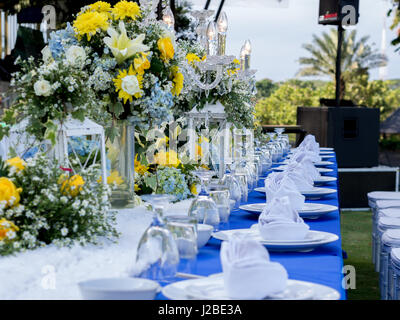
[162,235,340,300]
[239,202,338,219]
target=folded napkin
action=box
[287,154,321,180]
[220,233,288,299]
[264,172,305,211]
[258,196,310,240]
[282,162,314,191]
[290,150,321,164]
[298,135,320,155]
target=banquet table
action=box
[157,153,346,300]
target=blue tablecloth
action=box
[157,154,345,300]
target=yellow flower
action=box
[107,170,124,185]
[153,150,181,167]
[89,1,112,14]
[73,11,109,41]
[227,59,241,76]
[186,53,201,65]
[134,184,140,192]
[134,52,151,74]
[0,218,19,241]
[158,37,174,62]
[134,155,149,175]
[61,174,85,197]
[0,177,22,208]
[113,64,144,104]
[6,157,26,171]
[171,66,184,96]
[195,144,203,159]
[190,184,198,195]
[112,1,141,20]
[104,21,149,64]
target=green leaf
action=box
[71,109,85,122]
[44,120,58,146]
[144,175,157,192]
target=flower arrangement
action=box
[0,154,118,256]
[0,47,98,143]
[48,0,189,132]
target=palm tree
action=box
[297,28,387,99]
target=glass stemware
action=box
[188,169,220,231]
[134,194,180,283]
[208,185,231,224]
[220,173,242,211]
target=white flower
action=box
[60,196,68,204]
[61,228,68,236]
[103,21,149,64]
[121,75,142,96]
[65,45,86,67]
[6,230,16,240]
[34,79,52,97]
[41,46,53,63]
[13,242,20,249]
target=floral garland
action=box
[0,154,118,256]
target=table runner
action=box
[157,153,346,300]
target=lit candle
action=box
[240,39,252,70]
[206,21,217,56]
[162,6,175,31]
[217,12,228,56]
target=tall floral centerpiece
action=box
[57,1,189,207]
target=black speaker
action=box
[318,0,359,25]
[327,107,380,168]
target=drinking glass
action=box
[233,172,248,203]
[208,185,231,224]
[188,169,220,231]
[220,173,242,211]
[164,215,198,260]
[134,194,179,283]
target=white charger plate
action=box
[320,147,334,151]
[212,229,339,252]
[272,166,333,174]
[319,151,335,155]
[254,187,336,199]
[162,274,339,300]
[314,161,334,167]
[321,155,335,160]
[314,176,337,185]
[239,203,338,219]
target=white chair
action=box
[380,229,400,300]
[390,248,400,300]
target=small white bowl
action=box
[78,277,160,300]
[197,224,214,248]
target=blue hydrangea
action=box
[156,167,191,201]
[68,136,99,157]
[48,23,78,59]
[128,81,174,130]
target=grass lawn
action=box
[341,210,380,300]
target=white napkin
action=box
[258,196,310,240]
[298,135,320,155]
[220,234,288,299]
[290,150,321,164]
[287,154,321,180]
[264,172,305,211]
[282,162,314,191]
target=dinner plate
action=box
[318,168,334,174]
[314,161,334,167]
[254,187,336,199]
[162,274,339,300]
[272,166,333,174]
[239,203,338,219]
[314,176,337,185]
[212,229,339,252]
[321,155,335,160]
[320,147,334,151]
[319,151,335,155]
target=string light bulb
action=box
[217,12,228,34]
[162,6,175,31]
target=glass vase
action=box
[106,122,136,208]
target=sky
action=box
[188,0,400,81]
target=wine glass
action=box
[208,185,231,225]
[274,128,285,136]
[220,173,242,211]
[133,194,180,283]
[266,132,276,143]
[188,169,220,231]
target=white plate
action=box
[318,168,333,174]
[162,274,341,300]
[320,147,334,151]
[314,176,337,185]
[239,203,338,219]
[321,155,335,160]
[254,187,336,199]
[319,151,335,155]
[314,161,334,167]
[212,229,339,252]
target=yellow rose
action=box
[0,177,22,208]
[0,218,19,241]
[158,37,174,62]
[6,157,26,171]
[134,155,149,175]
[186,53,201,65]
[134,52,150,74]
[61,174,85,197]
[171,67,184,96]
[134,184,140,192]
